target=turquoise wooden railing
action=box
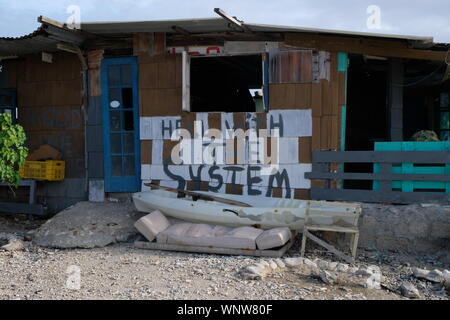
[373,141,450,193]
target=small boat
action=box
[132,187,359,230]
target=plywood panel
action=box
[299,136,312,163]
[311,82,322,117]
[294,189,310,200]
[208,113,221,132]
[157,59,177,89]
[141,140,152,164]
[141,88,181,116]
[163,140,179,164]
[320,116,331,150]
[139,63,158,89]
[226,183,243,195]
[321,79,332,116]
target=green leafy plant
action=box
[0,113,28,186]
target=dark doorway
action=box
[344,54,389,189]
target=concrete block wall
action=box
[357,203,450,253]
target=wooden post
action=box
[388,58,404,141]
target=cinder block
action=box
[89,179,104,202]
[135,210,171,242]
[256,227,292,250]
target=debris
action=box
[316,270,337,285]
[33,201,144,248]
[336,263,349,273]
[399,282,420,299]
[1,239,25,251]
[443,270,450,291]
[413,267,445,283]
[26,144,63,161]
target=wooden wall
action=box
[12,53,85,179]
[270,52,344,191]
[136,36,345,200]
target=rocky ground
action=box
[0,213,449,300]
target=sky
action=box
[0,0,449,43]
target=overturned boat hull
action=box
[132,190,358,230]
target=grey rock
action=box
[284,257,304,267]
[328,262,338,271]
[268,260,278,270]
[336,263,349,273]
[413,268,444,283]
[33,201,145,248]
[303,258,317,269]
[316,259,329,270]
[274,258,285,268]
[443,270,450,291]
[399,282,421,299]
[318,270,337,285]
[425,269,444,283]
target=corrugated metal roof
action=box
[80,17,434,43]
[0,15,443,57]
[81,18,232,34]
[0,24,87,56]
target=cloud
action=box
[0,0,449,42]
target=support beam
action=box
[171,25,190,36]
[57,43,88,71]
[285,33,448,62]
[388,58,404,141]
[38,15,65,28]
[214,8,252,33]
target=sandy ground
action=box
[0,214,449,300]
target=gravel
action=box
[0,214,449,300]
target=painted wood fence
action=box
[305,150,450,204]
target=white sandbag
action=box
[256,227,291,250]
[134,210,171,242]
[156,223,194,244]
[158,223,263,250]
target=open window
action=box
[182,52,268,112]
[0,89,17,123]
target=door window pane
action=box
[110,133,122,154]
[123,133,134,154]
[123,156,135,176]
[108,66,121,86]
[122,88,133,108]
[121,65,132,86]
[112,156,122,176]
[110,110,121,131]
[109,88,121,108]
[123,111,134,131]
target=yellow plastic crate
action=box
[19,160,65,181]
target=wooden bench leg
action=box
[300,229,307,257]
[350,232,359,259]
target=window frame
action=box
[181,51,269,113]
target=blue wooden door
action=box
[101,57,141,192]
